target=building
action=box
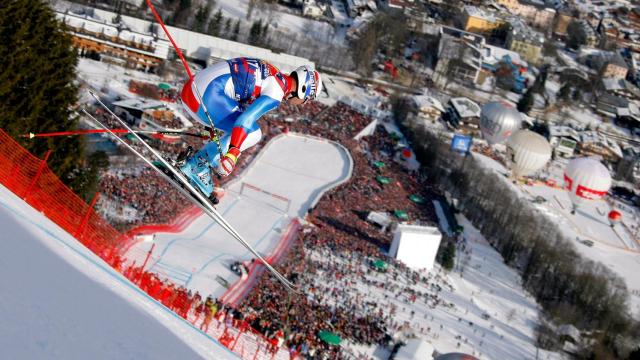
[506,19,544,64]
[302,0,327,18]
[434,27,485,86]
[56,10,170,71]
[389,224,442,271]
[548,125,580,157]
[616,147,640,186]
[446,97,482,130]
[328,1,352,28]
[580,20,600,47]
[601,55,629,80]
[413,94,446,120]
[553,12,573,38]
[600,77,640,100]
[596,93,640,119]
[495,0,556,29]
[112,98,166,125]
[578,131,623,163]
[482,45,529,92]
[461,6,504,34]
[54,4,314,73]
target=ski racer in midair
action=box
[178,57,322,202]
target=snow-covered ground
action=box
[215,0,338,43]
[125,134,352,299]
[320,74,390,113]
[472,153,640,317]
[319,215,564,359]
[0,185,237,359]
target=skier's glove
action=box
[216,146,241,177]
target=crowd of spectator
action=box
[94,97,447,358]
[226,100,446,357]
[99,167,192,228]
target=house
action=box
[548,125,580,157]
[600,77,640,100]
[446,97,482,131]
[112,98,165,125]
[302,0,327,18]
[495,0,556,29]
[601,54,629,79]
[434,26,485,86]
[482,45,529,92]
[461,6,504,34]
[506,19,544,64]
[578,131,623,163]
[413,94,446,120]
[616,147,640,186]
[553,12,573,38]
[56,9,170,71]
[596,93,640,120]
[328,1,352,28]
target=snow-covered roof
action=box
[414,94,445,112]
[580,130,623,158]
[450,97,481,118]
[549,125,580,139]
[55,5,314,73]
[113,98,165,111]
[464,5,500,23]
[483,44,528,67]
[557,324,580,341]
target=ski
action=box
[83,93,298,292]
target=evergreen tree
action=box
[558,84,572,102]
[441,242,455,270]
[193,5,210,33]
[0,0,93,195]
[517,88,535,114]
[566,20,587,50]
[231,19,241,41]
[171,0,191,26]
[207,9,223,37]
[261,22,270,45]
[223,18,232,37]
[248,19,263,45]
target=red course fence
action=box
[0,129,124,265]
[0,129,298,359]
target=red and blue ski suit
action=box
[180,57,291,196]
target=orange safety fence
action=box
[0,128,300,359]
[0,129,124,264]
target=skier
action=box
[178,57,322,202]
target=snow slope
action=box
[334,215,563,360]
[0,185,237,359]
[472,153,640,317]
[125,134,352,299]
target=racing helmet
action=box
[291,65,322,102]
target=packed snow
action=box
[473,153,640,316]
[0,185,237,360]
[330,215,564,360]
[125,134,352,299]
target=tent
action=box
[394,210,409,220]
[318,331,341,345]
[373,161,385,168]
[376,176,391,185]
[389,224,442,270]
[408,194,425,204]
[371,259,388,271]
[395,339,434,360]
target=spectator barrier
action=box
[0,128,296,360]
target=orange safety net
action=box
[0,129,124,264]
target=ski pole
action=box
[21,129,209,139]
